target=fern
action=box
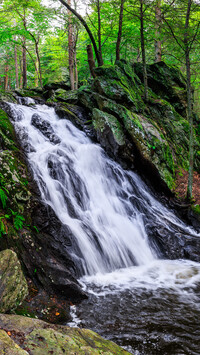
[0,218,5,238]
[0,188,8,209]
[13,214,25,231]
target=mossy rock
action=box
[92,108,125,146]
[0,250,28,313]
[134,61,187,116]
[54,89,78,104]
[93,64,144,111]
[0,89,17,104]
[0,330,28,354]
[0,314,130,354]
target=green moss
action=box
[191,204,200,215]
[93,108,125,146]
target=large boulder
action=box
[0,314,130,354]
[0,250,28,313]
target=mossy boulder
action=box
[92,64,144,111]
[0,250,28,313]
[54,89,79,104]
[0,314,130,354]
[0,90,17,104]
[134,61,187,116]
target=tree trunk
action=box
[35,58,39,87]
[58,0,102,66]
[22,37,27,89]
[68,0,75,90]
[74,50,78,89]
[87,44,96,78]
[116,0,125,62]
[4,64,9,91]
[140,0,148,100]
[97,0,103,65]
[14,44,19,89]
[35,40,43,87]
[155,0,162,62]
[185,0,193,200]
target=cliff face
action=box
[76,61,200,194]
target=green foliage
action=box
[9,209,25,231]
[0,188,8,209]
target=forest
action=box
[0,0,200,200]
[0,1,200,354]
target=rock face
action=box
[76,61,200,194]
[0,314,130,354]
[0,250,28,313]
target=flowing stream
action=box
[9,100,200,354]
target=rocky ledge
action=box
[0,314,130,354]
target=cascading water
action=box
[8,100,200,354]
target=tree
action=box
[116,0,125,61]
[154,0,162,62]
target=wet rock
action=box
[0,314,130,354]
[31,113,61,144]
[55,103,96,140]
[0,249,28,313]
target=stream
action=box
[8,100,200,355]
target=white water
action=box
[9,101,200,291]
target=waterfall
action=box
[8,100,200,354]
[8,101,200,278]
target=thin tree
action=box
[154,0,162,62]
[68,0,75,89]
[140,0,148,100]
[116,0,125,61]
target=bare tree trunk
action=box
[4,64,9,91]
[74,50,78,89]
[116,0,125,61]
[58,0,102,66]
[87,44,96,78]
[185,0,193,200]
[68,0,75,90]
[19,53,23,89]
[35,58,39,87]
[35,40,43,87]
[140,0,148,100]
[22,37,27,88]
[97,0,103,65]
[155,0,162,62]
[14,44,19,88]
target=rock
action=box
[31,113,61,144]
[0,250,28,313]
[54,89,79,104]
[55,103,96,140]
[0,330,28,354]
[77,60,200,193]
[134,61,187,116]
[0,314,130,354]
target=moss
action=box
[191,204,200,215]
[93,108,125,146]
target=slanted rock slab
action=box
[0,314,130,354]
